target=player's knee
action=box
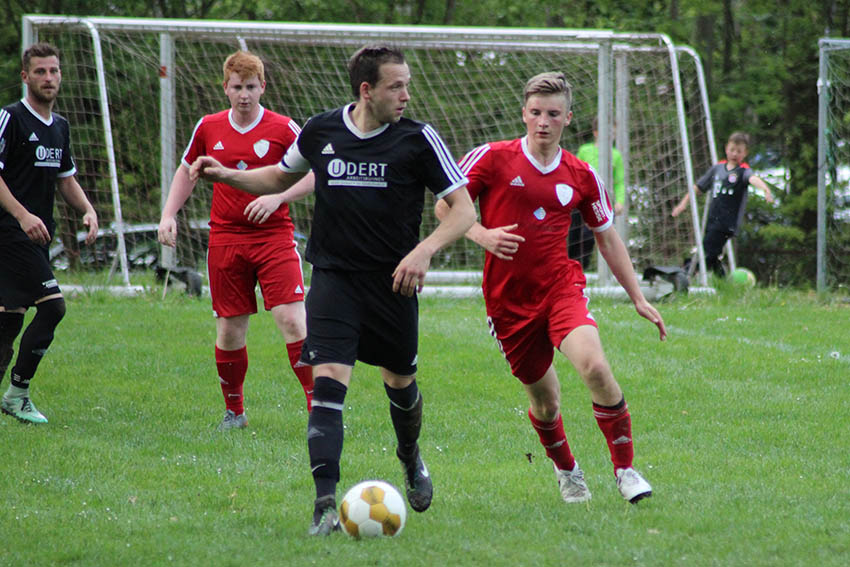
[579,357,613,390]
[532,398,561,422]
[36,297,66,329]
[279,316,306,339]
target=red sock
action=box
[286,339,314,411]
[528,409,576,472]
[593,398,633,473]
[215,346,248,415]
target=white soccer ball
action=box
[339,480,407,538]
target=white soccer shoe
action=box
[616,467,652,503]
[554,462,592,503]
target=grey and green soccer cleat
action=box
[1,395,48,424]
[308,495,340,536]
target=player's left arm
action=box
[595,227,667,341]
[56,175,98,244]
[748,174,775,204]
[393,186,476,296]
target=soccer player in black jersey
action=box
[191,44,476,535]
[672,131,774,277]
[0,43,98,423]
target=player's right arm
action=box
[671,184,703,218]
[0,176,50,244]
[158,164,196,247]
[190,156,304,196]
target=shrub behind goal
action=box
[22,17,716,286]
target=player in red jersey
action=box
[158,51,314,430]
[437,72,667,503]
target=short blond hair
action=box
[223,51,264,83]
[524,72,572,111]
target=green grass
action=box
[1,285,848,566]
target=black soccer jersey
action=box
[696,161,753,233]
[280,104,467,271]
[0,99,76,242]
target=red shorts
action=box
[486,283,597,384]
[207,239,305,318]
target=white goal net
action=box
[818,38,850,291]
[21,16,715,288]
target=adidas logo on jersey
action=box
[294,285,303,295]
[510,176,525,187]
[29,132,39,142]
[321,143,334,155]
[213,141,224,150]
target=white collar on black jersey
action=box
[521,135,562,175]
[342,103,389,139]
[228,105,264,134]
[21,98,54,126]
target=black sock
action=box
[10,299,65,389]
[308,376,347,500]
[0,312,25,381]
[384,380,423,461]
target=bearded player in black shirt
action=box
[0,43,98,424]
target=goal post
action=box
[22,15,714,289]
[817,38,850,292]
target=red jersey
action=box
[460,136,613,313]
[182,106,301,246]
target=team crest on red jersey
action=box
[253,139,270,158]
[556,183,574,206]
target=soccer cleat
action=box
[1,395,48,424]
[308,495,340,536]
[216,409,248,431]
[554,462,592,503]
[616,467,653,503]
[398,448,433,512]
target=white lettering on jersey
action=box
[533,207,546,221]
[321,143,334,155]
[213,141,224,150]
[591,201,605,222]
[556,183,574,206]
[510,176,524,187]
[29,132,39,142]
[34,145,62,168]
[253,139,270,158]
[326,158,389,188]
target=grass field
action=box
[0,283,848,566]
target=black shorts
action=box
[0,239,60,309]
[301,267,419,376]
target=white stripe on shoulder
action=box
[458,144,491,175]
[422,124,464,184]
[180,117,205,167]
[288,120,301,135]
[0,109,11,139]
